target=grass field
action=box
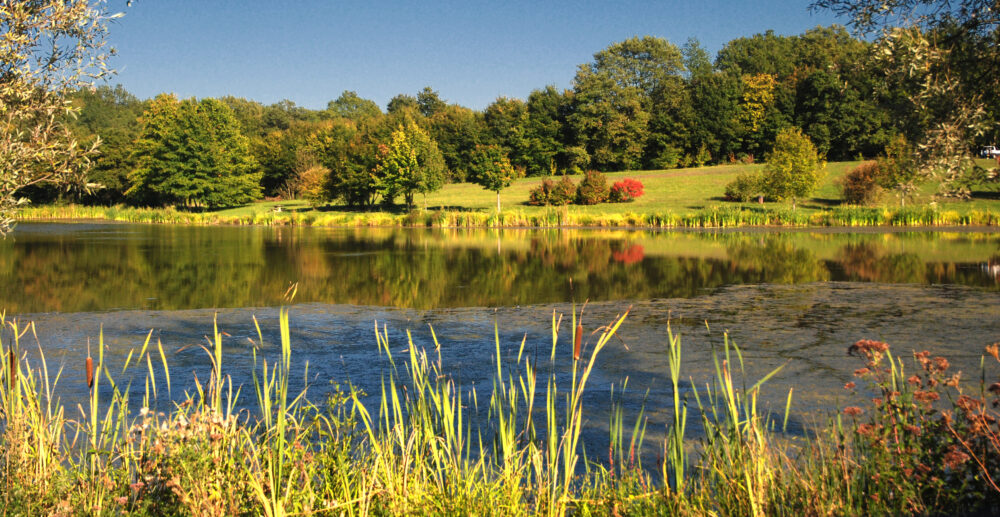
[18,160,1000,228]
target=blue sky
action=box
[108,0,847,111]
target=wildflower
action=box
[116,496,128,505]
[903,424,922,436]
[844,406,864,417]
[844,381,856,390]
[857,423,875,436]
[848,339,890,358]
[943,445,970,470]
[933,357,950,372]
[906,374,922,386]
[944,374,960,387]
[913,390,940,404]
[985,343,999,362]
[854,367,870,377]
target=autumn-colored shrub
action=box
[528,176,577,206]
[609,178,644,202]
[575,170,609,205]
[841,160,883,205]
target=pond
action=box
[1,222,998,442]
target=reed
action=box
[1,308,998,515]
[16,203,999,230]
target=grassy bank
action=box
[16,161,1000,228]
[2,309,998,515]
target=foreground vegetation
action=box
[2,308,998,515]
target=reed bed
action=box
[16,203,1000,230]
[1,308,999,515]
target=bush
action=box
[841,161,883,205]
[527,179,555,206]
[609,178,644,202]
[527,177,576,206]
[575,170,609,205]
[550,176,576,205]
[724,170,763,202]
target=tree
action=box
[327,90,381,121]
[812,0,1000,196]
[1,0,119,234]
[373,120,445,209]
[387,94,418,114]
[64,85,144,204]
[877,135,921,206]
[569,36,684,171]
[761,127,825,209]
[468,145,522,211]
[416,87,447,118]
[128,95,262,208]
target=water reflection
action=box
[0,224,997,313]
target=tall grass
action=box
[1,308,998,515]
[17,203,1000,229]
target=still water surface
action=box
[1,223,998,440]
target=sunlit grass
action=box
[17,160,1000,228]
[2,307,998,515]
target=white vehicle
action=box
[981,145,1000,158]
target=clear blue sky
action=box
[108,0,846,111]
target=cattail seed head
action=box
[574,324,582,361]
[85,356,94,389]
[8,349,15,388]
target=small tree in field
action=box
[877,135,921,207]
[762,127,825,210]
[468,145,523,212]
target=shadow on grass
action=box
[971,190,1000,201]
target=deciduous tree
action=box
[128,95,261,208]
[0,0,119,234]
[468,145,522,211]
[761,127,825,209]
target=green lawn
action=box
[213,160,999,219]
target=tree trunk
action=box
[496,191,501,213]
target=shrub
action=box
[550,176,576,206]
[609,178,644,202]
[576,170,609,205]
[841,161,883,205]
[527,179,555,206]
[724,170,763,202]
[527,177,576,206]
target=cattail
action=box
[8,349,15,388]
[573,324,582,361]
[85,356,94,389]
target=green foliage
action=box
[725,169,764,202]
[373,120,446,209]
[326,90,381,121]
[467,145,523,211]
[762,127,826,208]
[877,135,922,206]
[128,95,262,208]
[840,160,884,205]
[570,36,685,171]
[0,0,117,233]
[427,104,484,182]
[576,170,610,205]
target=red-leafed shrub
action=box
[609,178,644,202]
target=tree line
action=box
[29,24,999,209]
